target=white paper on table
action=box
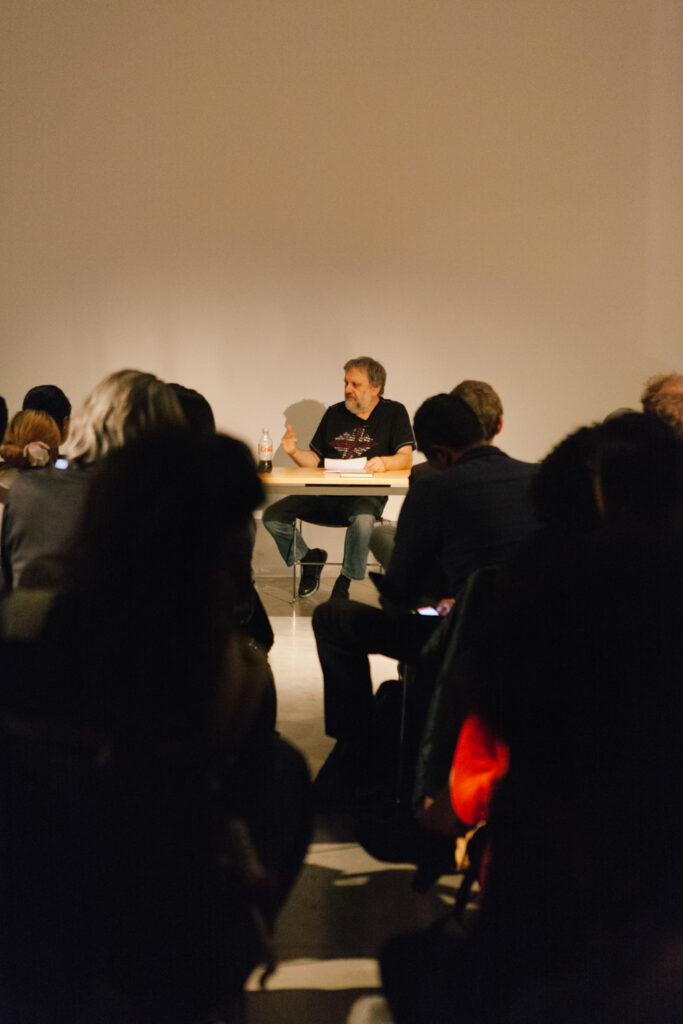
[323,456,369,473]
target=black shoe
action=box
[313,776,391,814]
[298,548,327,597]
[330,573,351,600]
[312,741,356,811]
[313,741,389,813]
[355,813,456,889]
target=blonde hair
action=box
[0,410,61,468]
[65,370,186,464]
[452,380,503,441]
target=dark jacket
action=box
[382,445,539,607]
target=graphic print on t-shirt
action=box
[331,426,375,458]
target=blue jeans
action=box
[262,495,387,580]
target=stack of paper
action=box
[323,457,369,474]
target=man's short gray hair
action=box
[641,373,683,438]
[344,357,386,397]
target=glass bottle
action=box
[257,427,273,473]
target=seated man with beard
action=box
[262,356,414,599]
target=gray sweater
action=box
[1,465,90,589]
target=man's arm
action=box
[281,423,320,468]
[365,444,413,473]
[366,401,415,473]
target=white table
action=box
[259,466,410,498]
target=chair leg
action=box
[453,823,488,924]
[394,663,414,806]
[292,518,302,599]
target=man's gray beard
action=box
[345,398,362,414]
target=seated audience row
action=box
[302,370,682,1022]
[381,530,683,1023]
[365,399,682,1023]
[0,371,309,1022]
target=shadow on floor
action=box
[246,577,464,1023]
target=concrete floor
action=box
[245,576,464,1024]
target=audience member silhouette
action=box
[594,409,683,541]
[369,379,504,576]
[423,414,681,841]
[379,415,683,1024]
[0,429,311,1023]
[381,536,683,1023]
[168,381,273,652]
[355,423,602,879]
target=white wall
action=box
[2,0,681,468]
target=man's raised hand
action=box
[282,423,298,457]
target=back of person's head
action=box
[0,409,61,468]
[594,411,683,540]
[22,385,72,440]
[64,369,185,464]
[413,392,484,459]
[68,429,264,735]
[532,425,602,535]
[0,396,7,442]
[451,380,503,441]
[73,428,261,606]
[344,356,386,396]
[641,372,683,437]
[485,536,683,980]
[169,383,216,436]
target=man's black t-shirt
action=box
[309,399,415,464]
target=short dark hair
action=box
[595,411,683,537]
[344,357,386,397]
[22,385,71,429]
[169,384,216,436]
[451,380,503,441]
[532,425,601,533]
[413,393,484,456]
